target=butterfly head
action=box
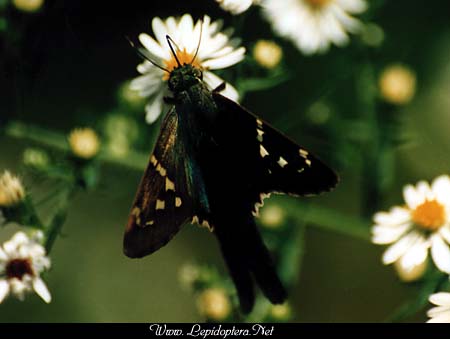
[168,63,203,93]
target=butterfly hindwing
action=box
[123,107,194,258]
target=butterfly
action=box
[124,34,338,314]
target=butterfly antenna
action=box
[126,36,170,73]
[190,18,204,64]
[166,35,181,67]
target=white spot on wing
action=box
[156,199,165,210]
[131,207,142,226]
[277,156,288,168]
[260,144,269,158]
[150,155,158,166]
[201,220,214,232]
[305,159,312,167]
[165,177,175,191]
[145,220,154,226]
[257,129,264,142]
[256,119,263,127]
[156,163,167,177]
[299,149,309,158]
[175,197,182,207]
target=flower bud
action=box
[379,64,416,105]
[253,40,283,69]
[0,171,25,207]
[68,128,100,160]
[196,288,231,321]
[12,0,44,12]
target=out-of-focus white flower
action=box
[260,204,285,229]
[0,231,51,303]
[372,175,450,275]
[196,287,231,320]
[68,128,101,160]
[130,14,245,124]
[427,292,450,323]
[12,0,44,13]
[270,302,292,320]
[379,64,416,105]
[178,263,200,290]
[253,40,283,69]
[261,0,367,55]
[0,171,25,207]
[215,0,259,15]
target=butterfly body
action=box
[124,62,338,313]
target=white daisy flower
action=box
[261,0,367,55]
[427,292,450,323]
[215,0,259,15]
[130,14,246,124]
[0,231,51,303]
[372,175,450,275]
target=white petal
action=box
[178,14,195,52]
[403,184,425,209]
[429,292,450,306]
[432,175,450,206]
[145,91,165,124]
[0,247,8,261]
[0,280,10,303]
[427,305,450,317]
[371,223,411,245]
[152,17,169,47]
[440,226,450,244]
[33,278,51,303]
[202,47,246,70]
[427,313,450,323]
[431,235,450,273]
[139,33,166,60]
[373,207,410,226]
[203,71,239,102]
[130,73,163,97]
[336,0,368,13]
[417,181,433,199]
[397,237,428,271]
[382,232,420,265]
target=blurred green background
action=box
[1,0,450,322]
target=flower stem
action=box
[277,196,370,241]
[356,60,382,217]
[5,121,149,171]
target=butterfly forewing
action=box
[124,108,194,258]
[211,93,338,213]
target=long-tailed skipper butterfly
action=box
[124,25,338,313]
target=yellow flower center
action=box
[304,0,332,9]
[411,199,446,231]
[163,48,202,80]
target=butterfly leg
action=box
[163,96,178,105]
[212,82,226,93]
